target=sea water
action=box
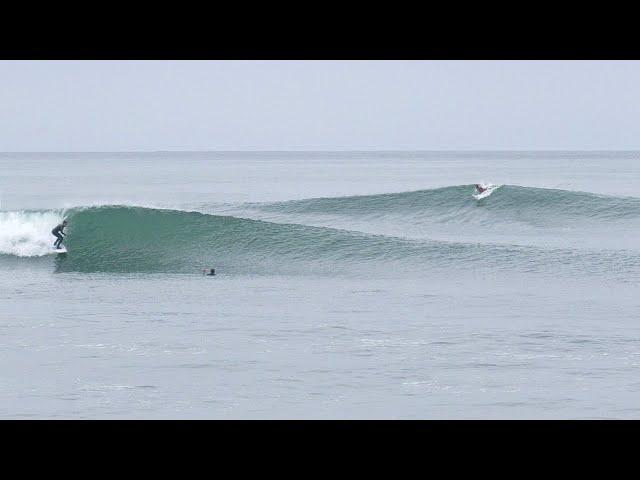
[1,151,640,419]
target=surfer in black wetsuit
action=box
[52,220,68,249]
[475,184,487,194]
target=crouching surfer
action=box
[475,184,487,194]
[203,268,216,276]
[52,220,68,250]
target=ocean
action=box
[2,151,640,419]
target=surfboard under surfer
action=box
[52,220,68,250]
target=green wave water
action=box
[251,185,640,226]
[3,185,640,277]
[55,205,458,274]
[51,205,640,278]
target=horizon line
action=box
[1,149,640,154]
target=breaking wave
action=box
[1,196,639,279]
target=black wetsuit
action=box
[52,224,66,248]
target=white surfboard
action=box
[52,246,67,254]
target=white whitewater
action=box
[0,210,65,257]
[473,183,502,200]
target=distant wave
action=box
[1,203,639,278]
[246,185,640,226]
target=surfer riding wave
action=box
[52,220,68,250]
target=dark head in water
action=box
[203,268,216,276]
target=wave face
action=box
[248,185,640,226]
[1,201,639,279]
[52,205,530,275]
[2,185,640,277]
[212,185,640,250]
[45,205,443,275]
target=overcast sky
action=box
[1,60,639,151]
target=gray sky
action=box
[1,60,639,151]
